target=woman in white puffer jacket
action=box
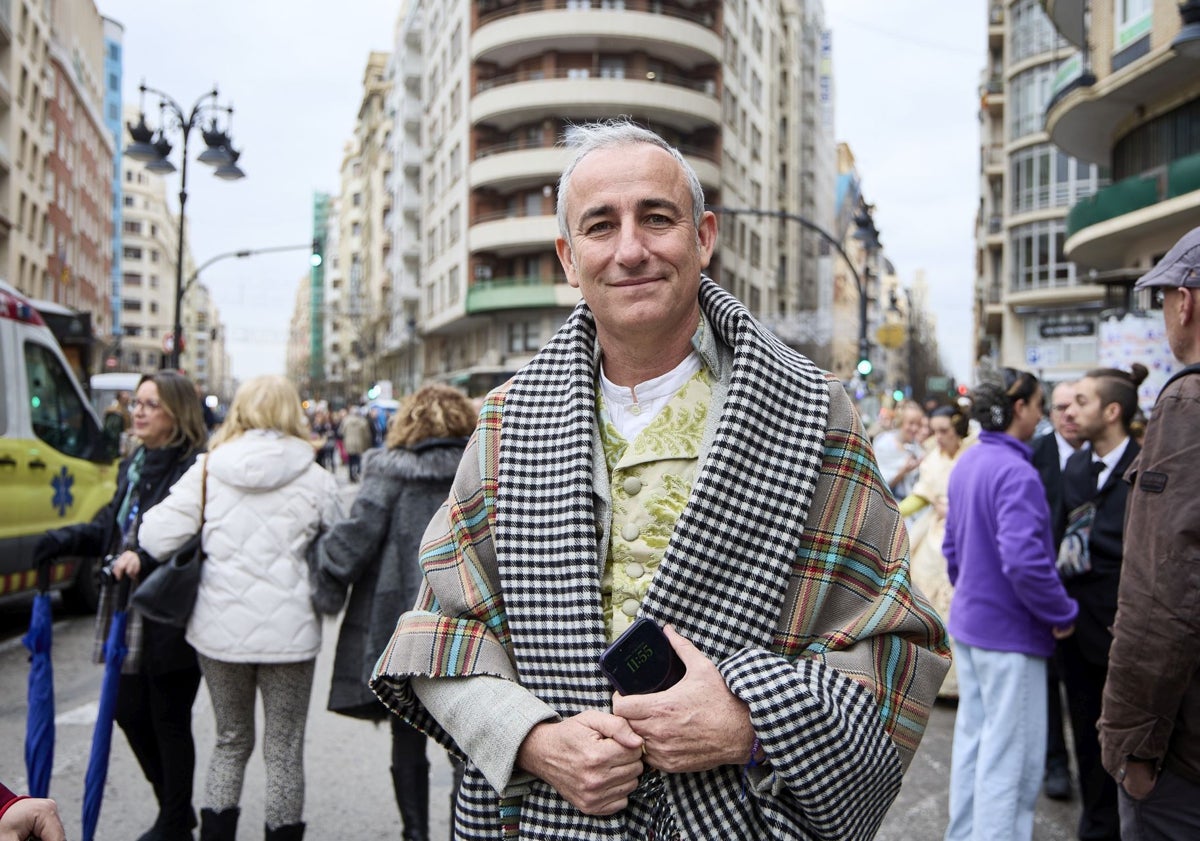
[140,375,343,841]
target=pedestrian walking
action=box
[370,119,949,840]
[1055,364,1145,840]
[942,370,1079,841]
[1099,226,1200,839]
[315,384,477,841]
[139,375,344,841]
[898,404,976,699]
[337,407,372,483]
[1032,381,1082,803]
[32,371,208,841]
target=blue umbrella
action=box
[82,575,131,841]
[22,562,55,798]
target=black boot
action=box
[264,822,305,841]
[200,807,239,841]
[392,761,430,841]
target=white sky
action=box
[100,0,985,384]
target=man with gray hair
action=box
[1099,226,1200,839]
[372,119,949,840]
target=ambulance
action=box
[0,280,118,610]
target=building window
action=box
[122,298,142,311]
[507,321,541,352]
[1008,63,1058,140]
[1114,0,1152,49]
[1009,0,1062,63]
[123,246,142,259]
[1010,219,1076,291]
[123,220,141,234]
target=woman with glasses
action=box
[139,375,343,841]
[941,369,1079,841]
[33,371,209,841]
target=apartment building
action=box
[102,16,122,336]
[0,0,113,336]
[320,51,394,403]
[974,0,1111,384]
[1042,0,1199,299]
[376,0,839,396]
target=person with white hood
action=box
[139,374,344,841]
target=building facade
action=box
[1043,0,1199,296]
[365,0,842,397]
[974,0,1111,384]
[0,0,113,340]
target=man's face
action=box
[1049,383,1080,446]
[555,143,717,344]
[1064,377,1108,444]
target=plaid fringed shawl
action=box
[372,280,950,840]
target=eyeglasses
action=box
[129,398,163,412]
[1154,288,1167,307]
[1051,403,1071,413]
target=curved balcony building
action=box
[388,0,837,396]
[974,0,1110,383]
[1043,0,1200,282]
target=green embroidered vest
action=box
[596,367,713,640]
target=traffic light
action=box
[310,237,323,268]
[892,388,905,403]
[856,357,873,377]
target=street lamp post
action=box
[124,82,245,370]
[707,204,881,372]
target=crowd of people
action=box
[17,125,1199,841]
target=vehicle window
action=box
[25,341,98,459]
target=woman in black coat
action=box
[34,371,208,841]
[316,384,477,841]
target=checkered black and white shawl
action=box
[373,280,949,840]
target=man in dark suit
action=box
[1032,381,1081,801]
[1057,365,1146,840]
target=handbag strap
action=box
[199,454,208,528]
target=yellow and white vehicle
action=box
[0,280,118,610]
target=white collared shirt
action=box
[599,352,703,441]
[1055,431,1079,472]
[1093,436,1131,490]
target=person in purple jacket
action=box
[942,369,1079,841]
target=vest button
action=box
[625,562,644,579]
[621,598,640,617]
[623,476,643,495]
[621,523,640,542]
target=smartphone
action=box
[599,616,687,696]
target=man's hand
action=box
[613,625,756,774]
[0,796,67,841]
[1120,758,1157,800]
[516,710,644,815]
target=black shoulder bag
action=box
[130,458,208,627]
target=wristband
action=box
[739,737,762,801]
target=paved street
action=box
[0,478,1081,840]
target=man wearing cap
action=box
[1098,225,1200,839]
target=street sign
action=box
[876,322,906,349]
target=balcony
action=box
[1046,42,1196,164]
[1064,151,1200,268]
[472,146,571,193]
[465,275,580,315]
[473,71,719,133]
[988,3,1004,50]
[474,2,721,69]
[469,212,558,256]
[1041,0,1086,49]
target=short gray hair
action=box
[555,119,706,243]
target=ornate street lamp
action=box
[124,82,244,370]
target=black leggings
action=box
[115,665,203,830]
